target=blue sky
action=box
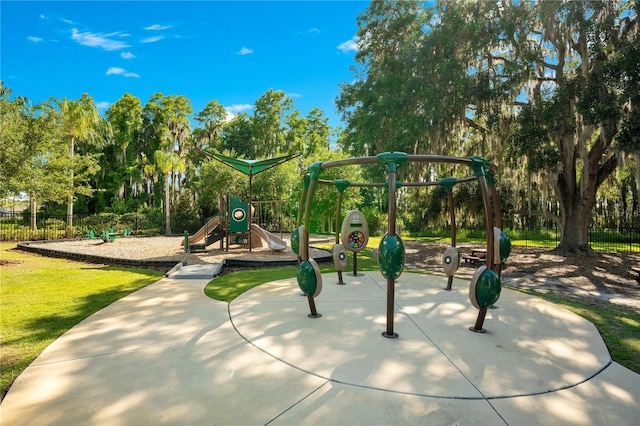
[1,1,368,129]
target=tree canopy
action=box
[337,0,639,254]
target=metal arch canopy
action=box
[206,152,300,177]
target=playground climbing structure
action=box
[295,152,512,336]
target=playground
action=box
[3,151,639,424]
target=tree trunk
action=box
[553,165,597,256]
[555,202,593,255]
[66,136,75,238]
[29,195,37,231]
[164,173,172,235]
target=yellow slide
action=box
[180,214,221,246]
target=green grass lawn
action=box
[0,243,163,400]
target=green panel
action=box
[207,152,300,176]
[498,230,512,263]
[291,227,300,255]
[297,261,317,297]
[229,196,248,233]
[475,269,501,309]
[378,234,405,279]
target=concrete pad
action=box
[230,272,612,400]
[393,275,611,397]
[1,321,327,425]
[231,297,483,398]
[31,278,223,363]
[0,277,326,425]
[2,270,638,425]
[491,362,640,425]
[272,381,507,426]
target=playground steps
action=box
[206,229,226,246]
[188,243,207,253]
[167,263,224,279]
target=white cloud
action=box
[145,24,172,31]
[27,36,43,43]
[224,104,252,121]
[288,92,302,98]
[238,47,253,55]
[106,67,140,78]
[60,18,74,25]
[337,36,358,53]
[71,28,130,51]
[308,28,321,34]
[121,51,136,59]
[96,101,111,110]
[226,104,252,113]
[141,36,163,43]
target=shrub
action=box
[171,190,201,234]
[84,213,119,230]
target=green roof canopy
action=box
[206,152,300,177]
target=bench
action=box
[463,249,487,266]
[100,230,118,243]
[462,255,485,266]
[471,249,486,258]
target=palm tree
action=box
[48,94,108,237]
[154,150,177,235]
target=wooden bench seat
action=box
[462,255,485,265]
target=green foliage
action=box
[296,151,364,232]
[120,212,151,231]
[360,205,386,236]
[220,113,255,157]
[170,189,200,233]
[83,212,119,229]
[337,0,638,254]
[0,84,68,203]
[251,89,294,157]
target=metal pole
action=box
[352,252,357,275]
[470,175,494,332]
[248,173,252,252]
[446,191,456,291]
[383,167,398,339]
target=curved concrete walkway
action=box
[1,268,638,425]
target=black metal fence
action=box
[0,212,157,242]
[442,224,639,253]
[1,212,638,253]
